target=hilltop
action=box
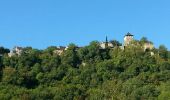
[0,34,169,99]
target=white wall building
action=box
[8,46,23,57]
[124,32,134,46]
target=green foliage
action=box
[140,37,149,44]
[110,40,122,46]
[158,81,170,100]
[78,41,103,63]
[159,45,168,60]
[168,51,170,59]
[61,43,80,68]
[0,47,10,55]
[0,39,169,99]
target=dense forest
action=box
[0,37,170,100]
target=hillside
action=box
[0,38,170,100]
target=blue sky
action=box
[0,0,170,49]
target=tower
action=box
[124,32,134,46]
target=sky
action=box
[0,0,170,50]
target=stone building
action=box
[53,46,67,55]
[100,36,114,49]
[143,42,155,56]
[124,32,134,46]
[144,42,154,51]
[8,46,23,57]
[100,42,114,49]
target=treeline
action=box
[0,38,170,100]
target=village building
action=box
[143,42,154,56]
[53,46,67,55]
[8,46,23,57]
[100,36,114,49]
[144,42,154,51]
[53,45,81,55]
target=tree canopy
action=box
[0,39,169,100]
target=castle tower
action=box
[124,32,134,46]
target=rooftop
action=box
[125,32,134,36]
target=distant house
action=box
[100,42,114,49]
[53,46,67,55]
[100,36,114,49]
[53,45,82,55]
[143,42,155,56]
[144,42,154,51]
[8,46,23,57]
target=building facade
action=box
[124,32,134,46]
[100,36,114,49]
[8,46,23,57]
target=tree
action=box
[44,46,57,55]
[0,47,10,55]
[158,81,170,100]
[159,45,168,60]
[2,67,17,84]
[61,43,80,68]
[110,40,122,46]
[140,37,148,44]
[78,41,103,63]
